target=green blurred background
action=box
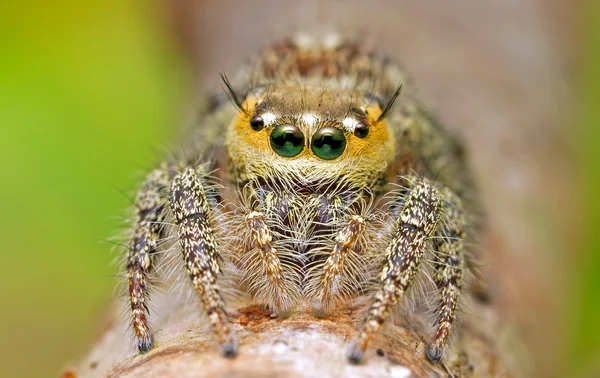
[0,1,186,377]
[0,1,598,377]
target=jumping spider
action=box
[124,34,481,365]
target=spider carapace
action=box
[125,34,480,365]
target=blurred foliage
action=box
[569,1,600,377]
[0,1,599,378]
[0,1,187,377]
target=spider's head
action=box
[225,83,397,192]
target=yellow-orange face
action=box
[225,84,396,190]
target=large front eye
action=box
[270,124,305,157]
[311,126,346,160]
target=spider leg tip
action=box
[137,334,155,354]
[311,304,329,318]
[275,308,292,319]
[347,343,365,365]
[425,344,444,364]
[221,337,239,358]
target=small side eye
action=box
[353,123,369,138]
[270,124,305,157]
[312,127,346,160]
[250,115,264,131]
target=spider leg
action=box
[313,215,366,315]
[170,167,237,357]
[127,167,171,353]
[348,177,442,364]
[245,210,295,316]
[426,188,466,363]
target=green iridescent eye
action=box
[270,124,305,157]
[311,126,346,160]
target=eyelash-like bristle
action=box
[220,72,248,115]
[377,82,403,122]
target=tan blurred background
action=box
[0,0,594,377]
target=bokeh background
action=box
[0,1,597,377]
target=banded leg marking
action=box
[170,167,237,357]
[314,215,366,315]
[245,211,295,316]
[348,178,442,363]
[127,168,170,353]
[426,189,466,363]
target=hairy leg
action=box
[245,210,296,316]
[170,167,237,357]
[348,177,442,363]
[313,214,366,315]
[126,167,171,353]
[426,188,466,362]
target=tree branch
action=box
[65,281,511,378]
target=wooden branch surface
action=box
[67,277,508,378]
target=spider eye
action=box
[270,124,304,157]
[250,115,264,131]
[353,123,369,138]
[311,126,346,160]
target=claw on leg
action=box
[221,334,239,358]
[136,333,155,354]
[347,341,367,365]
